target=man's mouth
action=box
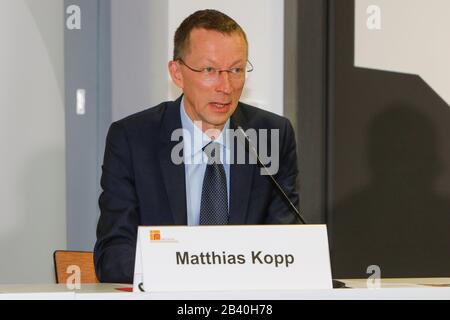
[211,102,231,107]
[209,102,232,113]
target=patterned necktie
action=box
[199,142,229,225]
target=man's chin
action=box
[201,111,232,126]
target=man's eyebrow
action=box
[204,58,245,66]
[229,59,245,67]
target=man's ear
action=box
[168,61,184,89]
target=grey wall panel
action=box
[65,0,110,251]
[110,0,168,121]
[98,0,112,209]
[285,0,329,224]
[65,0,168,250]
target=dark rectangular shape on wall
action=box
[285,0,329,224]
[327,0,450,278]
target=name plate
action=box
[133,225,332,292]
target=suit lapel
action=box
[229,105,255,224]
[158,97,187,225]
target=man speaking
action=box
[94,9,300,283]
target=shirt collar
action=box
[180,97,230,158]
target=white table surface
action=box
[1,279,450,300]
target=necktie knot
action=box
[203,142,221,164]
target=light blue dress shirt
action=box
[179,98,231,226]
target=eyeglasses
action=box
[177,58,254,83]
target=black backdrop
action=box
[325,0,450,278]
[291,0,450,279]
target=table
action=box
[1,279,450,299]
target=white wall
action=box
[110,0,285,121]
[0,0,66,283]
[355,0,450,106]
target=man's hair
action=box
[173,9,248,61]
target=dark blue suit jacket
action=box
[94,96,300,283]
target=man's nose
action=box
[215,71,233,94]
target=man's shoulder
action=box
[236,101,290,130]
[111,99,181,138]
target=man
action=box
[94,9,300,284]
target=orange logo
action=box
[150,230,161,241]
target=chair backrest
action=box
[53,250,99,284]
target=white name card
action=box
[133,225,333,292]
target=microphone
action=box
[236,126,347,289]
[236,126,307,225]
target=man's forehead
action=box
[185,28,248,57]
[187,28,246,45]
